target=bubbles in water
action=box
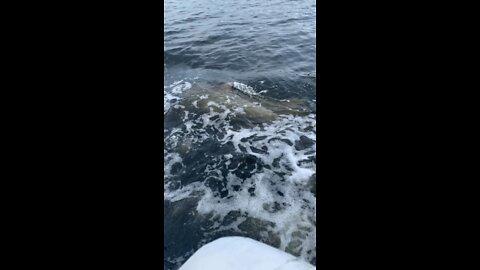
[164,79,316,267]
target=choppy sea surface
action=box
[164,0,316,269]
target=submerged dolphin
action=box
[166,82,313,127]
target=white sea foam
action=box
[231,81,260,97]
[164,81,193,115]
[164,80,316,264]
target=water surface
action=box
[164,0,316,269]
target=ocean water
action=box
[164,0,316,269]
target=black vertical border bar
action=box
[161,0,166,267]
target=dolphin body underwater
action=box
[164,81,314,129]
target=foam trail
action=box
[164,80,316,267]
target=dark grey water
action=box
[164,0,316,269]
